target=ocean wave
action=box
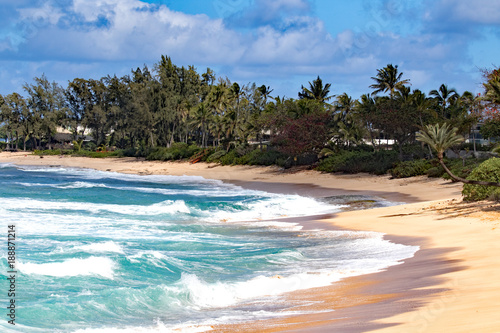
[18,256,116,279]
[73,241,125,254]
[203,195,343,223]
[127,251,178,271]
[71,323,213,333]
[1,197,191,216]
[16,165,221,185]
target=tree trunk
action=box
[439,158,500,187]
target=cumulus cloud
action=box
[0,0,496,99]
[438,0,500,25]
[3,0,336,68]
[224,0,311,29]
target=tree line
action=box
[1,56,499,162]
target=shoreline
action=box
[1,152,500,332]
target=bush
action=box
[401,144,428,160]
[316,150,398,175]
[206,150,227,163]
[426,166,444,178]
[146,143,200,161]
[390,159,433,178]
[33,149,72,156]
[441,158,484,181]
[83,142,97,151]
[244,149,288,166]
[462,158,500,201]
[72,150,120,158]
[115,148,138,157]
[219,150,239,165]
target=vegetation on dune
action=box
[1,58,500,200]
[462,158,500,201]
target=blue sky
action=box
[0,0,499,100]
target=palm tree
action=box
[370,64,410,99]
[417,123,500,187]
[298,76,334,104]
[429,84,458,119]
[257,85,274,103]
[483,74,500,106]
[190,102,211,147]
[355,93,378,147]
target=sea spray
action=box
[0,165,418,332]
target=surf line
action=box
[6,224,16,325]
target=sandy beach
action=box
[1,151,499,332]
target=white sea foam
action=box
[1,197,190,216]
[17,165,220,185]
[18,257,116,279]
[204,194,343,223]
[73,241,124,254]
[72,323,213,333]
[162,230,419,310]
[15,181,108,189]
[127,251,176,271]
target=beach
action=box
[1,151,499,332]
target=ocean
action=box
[0,163,418,332]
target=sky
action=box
[0,0,499,100]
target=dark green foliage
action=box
[462,158,500,201]
[316,150,398,175]
[218,150,239,165]
[401,144,428,160]
[205,147,288,166]
[72,150,120,158]
[441,158,484,181]
[146,143,200,161]
[206,150,227,163]
[426,166,444,178]
[425,158,485,179]
[33,149,71,156]
[390,159,433,178]
[33,149,119,158]
[116,148,139,157]
[245,149,288,166]
[83,142,97,151]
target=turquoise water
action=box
[0,163,418,332]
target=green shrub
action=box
[316,150,398,175]
[115,148,138,157]
[441,158,484,181]
[34,149,71,156]
[206,150,227,163]
[83,142,97,151]
[145,143,200,161]
[426,166,444,178]
[245,149,288,166]
[462,158,500,201]
[219,150,239,165]
[390,159,433,178]
[73,150,120,158]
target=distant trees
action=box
[1,58,499,169]
[417,123,500,187]
[369,64,410,99]
[298,76,334,104]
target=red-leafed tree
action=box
[480,67,500,141]
[271,111,331,158]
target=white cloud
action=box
[443,0,500,25]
